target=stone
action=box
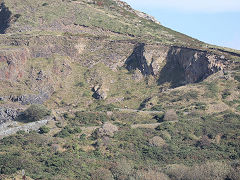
[92,85,109,100]
[132,69,143,81]
[0,119,49,139]
[0,107,20,124]
[97,122,118,137]
[9,92,50,105]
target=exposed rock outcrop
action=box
[0,119,49,139]
[166,47,225,84]
[9,92,51,105]
[0,47,30,81]
[0,106,20,124]
[0,35,226,90]
[125,43,154,76]
[96,122,118,137]
[125,43,225,87]
[92,85,109,100]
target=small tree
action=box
[20,104,51,122]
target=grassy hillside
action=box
[0,0,240,179]
[1,0,204,47]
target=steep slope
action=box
[0,0,240,179]
[1,0,203,46]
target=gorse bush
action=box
[55,126,82,138]
[165,161,231,180]
[153,114,164,122]
[65,111,109,126]
[39,126,50,134]
[19,104,51,122]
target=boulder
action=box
[96,122,118,137]
[92,85,109,100]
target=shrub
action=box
[42,3,48,6]
[110,159,133,179]
[13,14,21,19]
[234,75,240,82]
[72,112,109,125]
[80,134,86,140]
[155,122,174,133]
[149,136,166,147]
[194,102,207,110]
[223,112,240,123]
[16,130,25,135]
[204,82,219,98]
[55,126,82,138]
[73,127,82,133]
[63,112,70,119]
[196,135,211,149]
[222,90,231,99]
[91,168,114,180]
[135,169,170,180]
[165,162,231,180]
[153,114,164,122]
[183,90,198,100]
[19,104,51,122]
[39,126,50,134]
[95,104,116,111]
[55,126,72,138]
[151,105,163,111]
[163,109,178,121]
[75,82,85,87]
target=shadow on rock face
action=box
[125,43,154,76]
[157,47,186,88]
[158,46,222,88]
[0,2,11,34]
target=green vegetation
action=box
[39,126,50,134]
[0,0,240,179]
[0,109,239,179]
[65,111,109,126]
[18,104,51,122]
[54,126,82,138]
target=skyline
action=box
[124,0,240,50]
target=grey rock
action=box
[9,91,50,105]
[0,119,49,139]
[0,107,20,124]
[132,69,143,81]
[92,85,108,100]
[96,122,118,137]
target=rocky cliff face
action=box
[125,43,225,87]
[0,35,226,88]
[160,46,225,86]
